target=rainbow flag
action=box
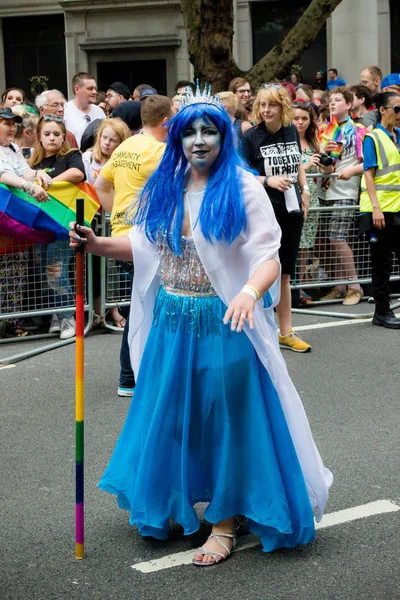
[320,119,343,159]
[0,181,100,244]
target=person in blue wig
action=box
[69,85,332,566]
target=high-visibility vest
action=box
[360,127,400,212]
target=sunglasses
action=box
[293,102,312,108]
[384,105,400,114]
[42,115,64,123]
[261,83,282,90]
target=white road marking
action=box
[293,309,399,332]
[294,318,372,331]
[131,499,399,573]
[0,364,16,370]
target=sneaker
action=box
[320,288,344,301]
[60,316,76,340]
[49,315,61,334]
[342,288,363,306]
[118,387,135,397]
[278,329,312,353]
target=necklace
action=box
[184,182,206,193]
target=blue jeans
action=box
[118,264,135,389]
[37,241,74,319]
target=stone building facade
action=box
[0,0,397,100]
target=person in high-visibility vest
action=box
[360,91,400,328]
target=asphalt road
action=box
[1,304,399,600]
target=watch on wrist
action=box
[263,176,269,189]
[300,184,310,193]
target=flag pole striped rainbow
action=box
[75,198,85,560]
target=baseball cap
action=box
[139,87,158,101]
[112,101,142,131]
[381,74,400,90]
[0,107,22,123]
[108,82,131,100]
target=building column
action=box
[64,12,89,100]
[0,19,6,93]
[377,0,391,76]
[234,1,252,72]
[328,0,381,84]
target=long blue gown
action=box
[99,237,315,551]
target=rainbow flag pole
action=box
[75,198,85,560]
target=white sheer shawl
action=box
[128,168,333,521]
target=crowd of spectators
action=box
[1,60,399,345]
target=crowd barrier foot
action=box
[0,309,93,366]
[292,298,400,320]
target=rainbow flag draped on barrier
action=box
[0,181,101,252]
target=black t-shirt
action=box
[242,122,302,208]
[33,149,86,180]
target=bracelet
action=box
[241,285,260,301]
[21,179,31,193]
[263,176,269,189]
[241,288,257,301]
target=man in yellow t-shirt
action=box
[94,95,173,398]
[95,95,173,237]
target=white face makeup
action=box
[181,117,222,172]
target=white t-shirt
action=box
[82,150,104,185]
[0,143,31,177]
[64,101,105,147]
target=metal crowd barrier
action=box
[96,214,131,333]
[0,238,93,365]
[2,177,400,363]
[293,174,400,318]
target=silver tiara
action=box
[179,80,223,111]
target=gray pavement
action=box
[1,306,399,600]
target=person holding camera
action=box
[318,87,368,305]
[292,102,333,302]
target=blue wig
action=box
[133,102,249,255]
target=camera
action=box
[319,153,334,167]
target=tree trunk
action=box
[180,0,242,91]
[180,0,344,91]
[246,0,344,88]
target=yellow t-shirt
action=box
[101,132,165,236]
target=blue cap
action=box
[139,87,158,101]
[381,73,400,89]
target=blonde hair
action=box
[216,91,238,116]
[12,105,39,137]
[30,117,72,167]
[253,86,294,127]
[92,118,130,163]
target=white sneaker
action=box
[60,316,76,340]
[49,315,61,334]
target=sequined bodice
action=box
[159,237,216,297]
